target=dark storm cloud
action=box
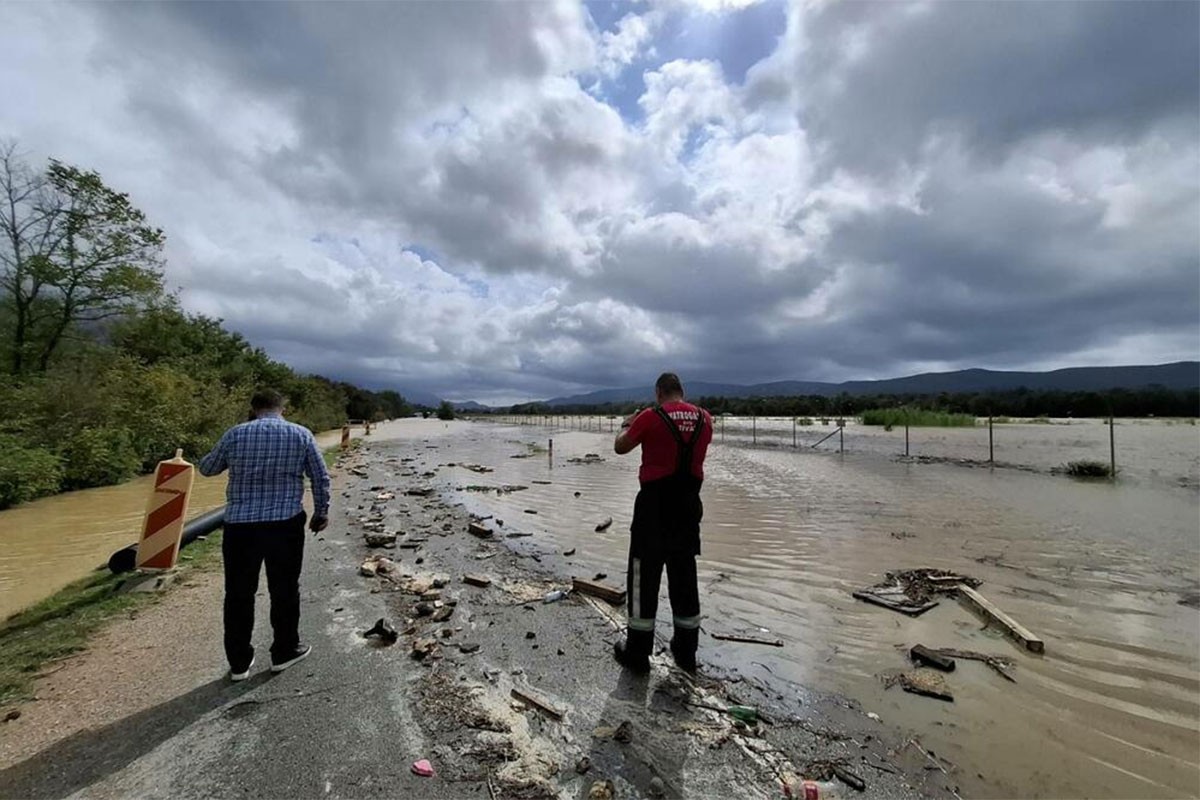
[3,0,1194,403]
[792,0,1200,171]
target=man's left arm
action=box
[304,434,332,531]
[614,409,647,455]
[198,431,231,477]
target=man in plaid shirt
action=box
[200,389,331,681]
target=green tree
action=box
[0,143,165,374]
[436,400,455,421]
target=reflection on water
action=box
[390,419,1199,800]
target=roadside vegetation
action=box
[0,531,224,706]
[0,144,413,509]
[1063,460,1113,478]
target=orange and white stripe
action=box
[135,450,195,571]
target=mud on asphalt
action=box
[336,438,959,800]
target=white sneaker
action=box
[230,654,255,682]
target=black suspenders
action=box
[653,405,706,478]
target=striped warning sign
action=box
[135,450,195,571]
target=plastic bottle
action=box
[782,779,842,800]
[543,589,568,603]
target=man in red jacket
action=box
[612,372,713,673]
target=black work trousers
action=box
[222,512,306,669]
[625,548,701,637]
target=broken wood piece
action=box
[899,671,954,702]
[468,522,494,538]
[932,647,1016,682]
[463,574,492,588]
[594,517,613,532]
[510,687,564,719]
[852,591,938,616]
[710,632,784,648]
[572,577,626,605]
[956,585,1045,653]
[832,764,866,792]
[910,644,955,671]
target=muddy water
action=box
[387,419,1199,799]
[0,430,344,620]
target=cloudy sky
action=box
[2,0,1197,403]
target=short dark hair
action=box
[250,389,286,412]
[655,372,684,396]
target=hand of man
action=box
[621,409,640,429]
[309,515,329,533]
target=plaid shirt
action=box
[199,414,331,524]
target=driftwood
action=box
[468,522,494,538]
[910,644,955,671]
[463,574,492,588]
[929,647,1016,683]
[594,517,613,532]
[852,591,937,616]
[572,577,626,605]
[956,585,1044,653]
[710,632,785,648]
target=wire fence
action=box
[475,413,1165,480]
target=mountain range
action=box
[526,361,1199,408]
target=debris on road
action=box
[614,720,633,742]
[575,757,591,774]
[587,780,614,800]
[468,522,494,538]
[362,618,399,645]
[594,517,613,532]
[710,631,784,647]
[543,589,568,603]
[363,532,397,548]
[459,642,481,654]
[957,585,1045,653]
[411,759,435,777]
[463,574,492,587]
[431,606,454,622]
[884,670,954,702]
[910,644,955,671]
[930,647,1016,682]
[853,568,979,616]
[562,548,576,557]
[572,577,626,605]
[510,686,564,719]
[648,776,666,797]
[359,556,396,577]
[406,487,436,497]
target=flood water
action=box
[385,418,1199,800]
[0,430,343,620]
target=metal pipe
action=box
[108,507,227,574]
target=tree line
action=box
[0,144,413,508]
[500,386,1198,420]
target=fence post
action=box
[753,415,757,445]
[792,417,797,448]
[905,423,910,457]
[839,424,844,454]
[1110,414,1116,479]
[721,416,725,442]
[989,415,994,464]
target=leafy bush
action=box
[0,436,62,509]
[436,400,455,421]
[59,426,142,490]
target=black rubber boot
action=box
[670,627,699,673]
[613,629,653,674]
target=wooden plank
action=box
[910,644,955,671]
[511,687,564,719]
[710,632,784,648]
[572,577,626,605]
[463,574,492,588]
[852,591,938,617]
[957,585,1045,654]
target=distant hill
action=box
[535,362,1199,407]
[393,387,443,408]
[452,400,490,412]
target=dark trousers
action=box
[625,547,701,640]
[222,512,306,668]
